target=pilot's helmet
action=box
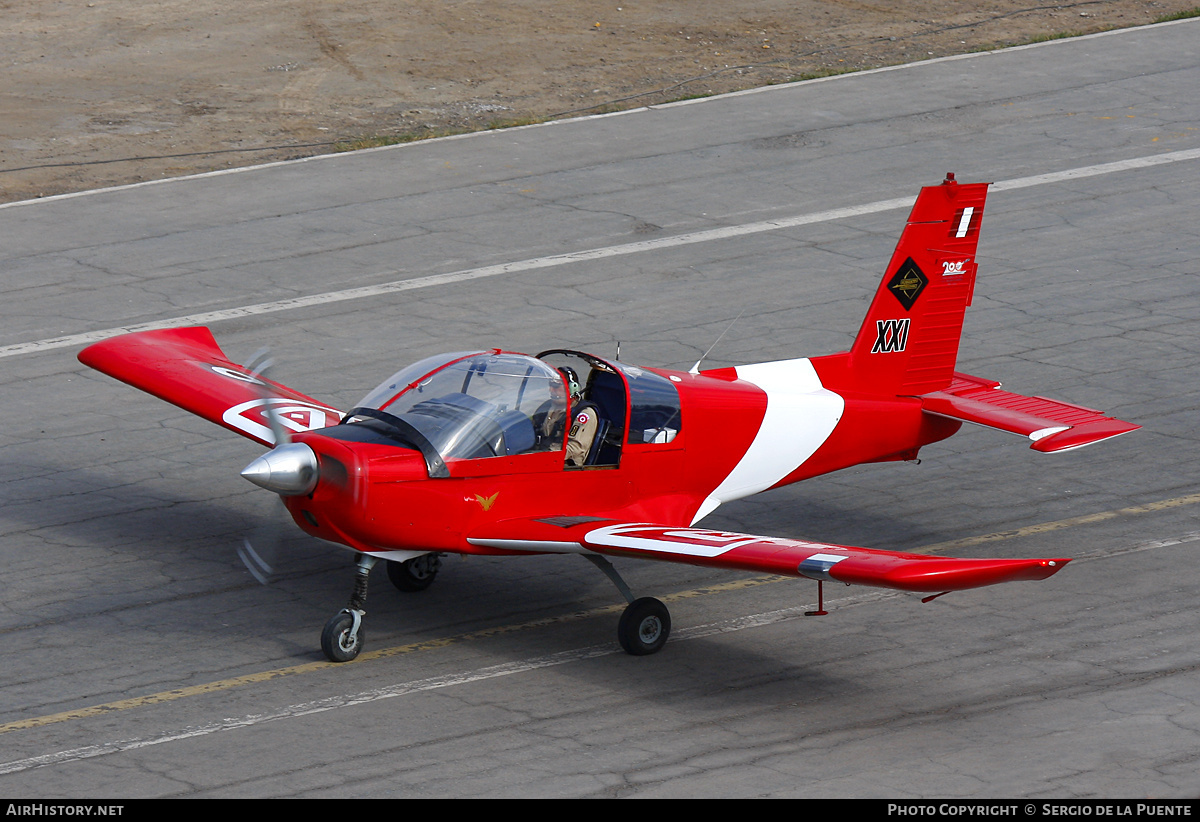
[558,366,582,402]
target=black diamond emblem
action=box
[886,257,927,311]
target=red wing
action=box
[468,518,1068,593]
[78,327,341,447]
[922,372,1139,453]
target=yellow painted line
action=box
[0,577,768,735]
[915,491,1200,554]
[4,491,1198,735]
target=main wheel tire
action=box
[617,597,671,656]
[321,611,364,662]
[386,554,441,592]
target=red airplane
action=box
[79,174,1138,663]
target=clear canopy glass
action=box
[356,351,569,461]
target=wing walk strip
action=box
[4,148,1200,361]
[3,527,1199,776]
[1,492,1198,758]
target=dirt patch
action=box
[1,0,1195,203]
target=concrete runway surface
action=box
[1,19,1198,798]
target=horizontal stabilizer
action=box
[79,327,341,446]
[468,518,1069,593]
[922,373,1139,453]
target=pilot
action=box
[534,371,569,450]
[559,366,599,467]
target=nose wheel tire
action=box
[386,554,441,592]
[321,610,364,662]
[618,597,671,656]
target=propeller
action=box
[235,348,322,584]
[239,348,320,495]
[245,348,287,445]
[237,503,289,585]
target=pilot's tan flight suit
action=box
[565,405,598,467]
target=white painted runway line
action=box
[5,147,1199,362]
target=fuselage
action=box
[285,350,961,557]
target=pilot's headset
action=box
[558,366,583,403]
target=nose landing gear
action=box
[321,609,365,663]
[320,552,444,662]
[320,554,376,663]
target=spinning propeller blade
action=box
[237,348,320,582]
[238,536,275,585]
[245,348,290,447]
[239,348,320,495]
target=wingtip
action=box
[1029,421,1140,453]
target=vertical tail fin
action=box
[846,174,989,396]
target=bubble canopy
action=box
[340,351,569,464]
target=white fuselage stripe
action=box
[693,358,843,523]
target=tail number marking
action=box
[871,318,911,354]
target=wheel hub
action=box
[638,616,662,644]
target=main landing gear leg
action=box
[321,553,377,663]
[583,554,671,656]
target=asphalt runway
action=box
[1,20,1198,798]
